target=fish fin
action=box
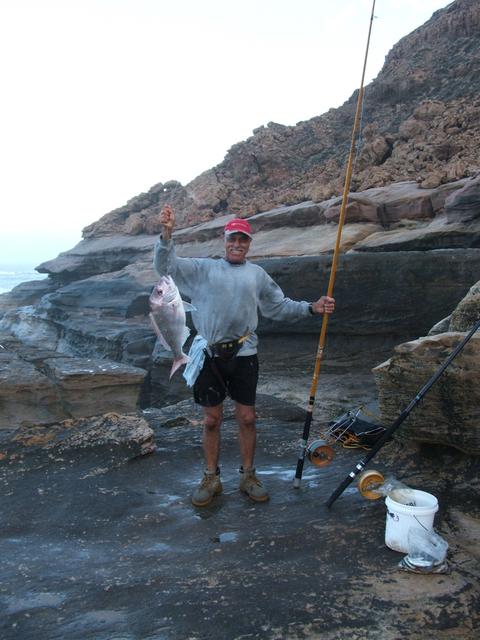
[169,354,190,378]
[182,300,196,312]
[149,313,172,351]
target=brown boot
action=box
[239,467,269,502]
[191,468,222,507]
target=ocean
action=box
[0,265,48,295]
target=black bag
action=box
[328,407,386,449]
[210,339,244,361]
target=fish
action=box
[149,275,195,378]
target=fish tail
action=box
[169,353,190,378]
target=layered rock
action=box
[0,1,479,422]
[33,177,479,283]
[373,282,480,455]
[0,337,147,429]
[2,177,479,411]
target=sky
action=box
[0,0,453,266]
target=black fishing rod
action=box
[326,317,480,508]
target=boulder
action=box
[41,357,146,419]
[373,332,480,455]
[0,350,66,429]
[373,280,480,455]
[449,280,480,331]
[0,339,147,429]
[445,174,480,223]
[324,198,380,224]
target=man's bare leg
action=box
[235,402,256,469]
[203,404,223,471]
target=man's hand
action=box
[311,296,335,315]
[160,204,175,240]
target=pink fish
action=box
[149,275,194,378]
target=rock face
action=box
[373,282,480,455]
[0,0,479,432]
[79,0,479,236]
[0,337,147,429]
[2,178,480,410]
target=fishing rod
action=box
[326,317,480,507]
[293,0,377,488]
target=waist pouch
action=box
[210,338,244,361]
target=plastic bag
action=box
[408,528,448,565]
[375,476,417,506]
[398,528,449,574]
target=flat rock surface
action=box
[0,392,478,640]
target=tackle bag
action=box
[327,407,386,449]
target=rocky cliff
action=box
[1,175,479,416]
[0,0,479,440]
[80,0,480,237]
[0,5,478,634]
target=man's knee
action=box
[237,406,256,430]
[204,407,223,431]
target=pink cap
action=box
[224,218,252,239]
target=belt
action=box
[209,333,251,361]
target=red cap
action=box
[224,218,252,239]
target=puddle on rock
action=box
[211,531,238,544]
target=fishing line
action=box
[293,0,377,488]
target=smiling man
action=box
[153,204,335,507]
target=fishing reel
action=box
[306,439,335,467]
[357,469,385,500]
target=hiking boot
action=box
[239,467,269,502]
[191,468,222,507]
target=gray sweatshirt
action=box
[153,238,311,356]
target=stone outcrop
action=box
[0,0,479,437]
[79,0,479,237]
[1,177,479,413]
[33,177,478,283]
[0,337,147,429]
[373,282,480,455]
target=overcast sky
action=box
[0,0,452,265]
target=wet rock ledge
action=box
[0,335,146,429]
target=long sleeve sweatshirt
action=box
[153,238,311,356]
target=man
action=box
[154,204,335,507]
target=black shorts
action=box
[193,355,259,407]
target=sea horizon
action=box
[0,263,48,295]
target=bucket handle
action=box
[414,515,430,531]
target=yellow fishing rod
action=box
[293,0,377,488]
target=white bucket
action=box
[385,489,438,553]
